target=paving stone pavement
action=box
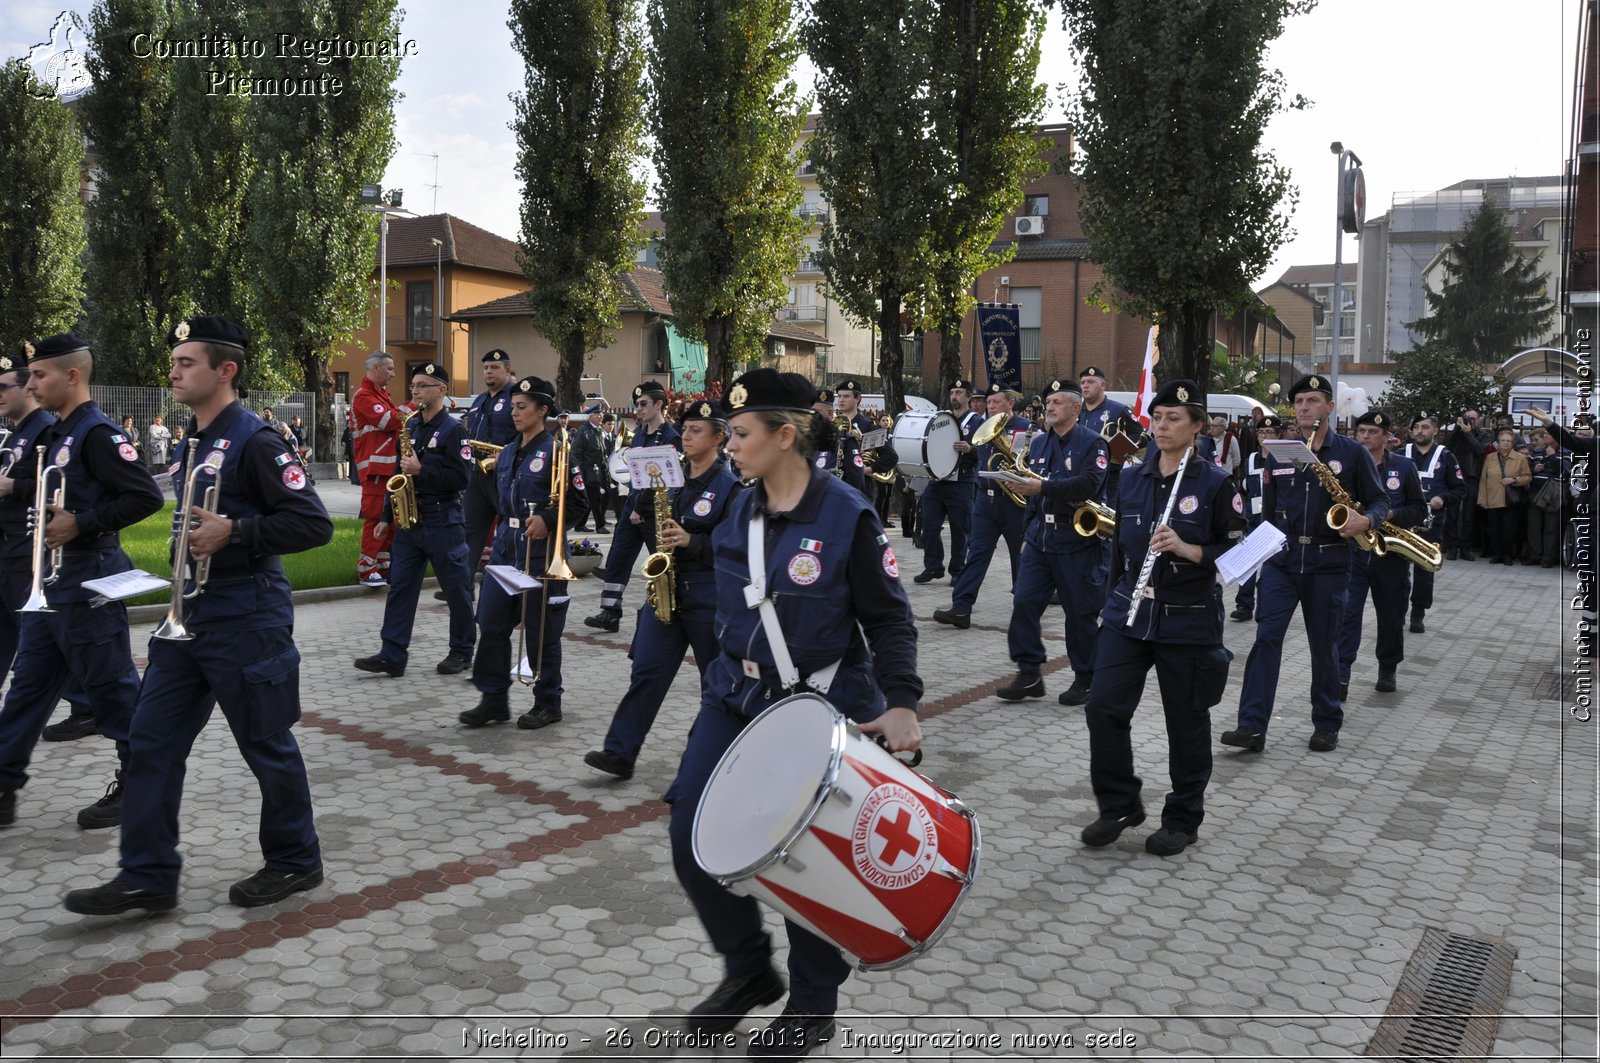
[0,546,1593,1061]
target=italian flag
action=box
[800,538,824,552]
[1132,325,1160,429]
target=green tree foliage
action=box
[0,62,86,344]
[1407,200,1557,363]
[649,0,807,388]
[1380,342,1505,430]
[922,0,1047,395]
[1057,0,1313,395]
[511,0,648,410]
[243,0,402,457]
[78,0,182,385]
[802,0,943,417]
[1210,348,1276,403]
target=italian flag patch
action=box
[875,533,889,546]
[799,538,824,553]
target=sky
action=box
[2,0,1581,288]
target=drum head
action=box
[608,450,632,487]
[922,413,960,479]
[694,694,844,879]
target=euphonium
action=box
[641,463,676,624]
[1072,500,1116,538]
[386,423,419,530]
[153,450,224,641]
[20,446,63,614]
[467,439,503,474]
[972,411,1042,508]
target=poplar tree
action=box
[0,61,86,344]
[510,0,648,410]
[649,0,807,388]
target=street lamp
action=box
[360,185,411,353]
[1328,143,1365,398]
[429,236,443,365]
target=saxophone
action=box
[386,421,420,530]
[641,464,676,623]
[1309,460,1384,555]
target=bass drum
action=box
[891,411,960,481]
[608,449,632,488]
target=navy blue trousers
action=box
[1337,552,1410,681]
[949,496,1024,612]
[0,564,90,719]
[1235,563,1348,736]
[919,480,974,576]
[117,628,320,893]
[379,518,476,666]
[472,572,567,707]
[602,582,716,766]
[1007,544,1106,678]
[598,511,655,613]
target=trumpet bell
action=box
[18,588,53,613]
[152,616,194,641]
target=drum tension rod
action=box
[777,850,806,873]
[830,787,853,805]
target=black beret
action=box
[1355,409,1393,430]
[1149,378,1204,410]
[632,381,667,402]
[0,344,27,373]
[727,368,815,414]
[1259,413,1287,430]
[513,375,556,404]
[836,379,862,394]
[949,378,973,392]
[1042,377,1082,397]
[1287,373,1332,400]
[986,382,1013,397]
[1410,410,1437,428]
[414,362,448,384]
[1080,366,1107,380]
[168,315,248,353]
[29,333,91,361]
[679,398,727,427]
[482,348,510,364]
[814,387,836,406]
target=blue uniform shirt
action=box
[0,408,57,558]
[1373,451,1427,530]
[490,428,586,585]
[1023,421,1108,553]
[671,458,741,582]
[1402,441,1465,508]
[1261,428,1390,573]
[466,386,517,447]
[953,410,984,483]
[1239,450,1269,528]
[386,407,471,523]
[1079,396,1131,440]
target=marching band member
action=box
[1082,380,1243,856]
[583,399,740,778]
[1222,374,1389,755]
[809,388,869,498]
[584,381,681,633]
[996,378,1108,707]
[668,368,921,1059]
[571,403,611,533]
[1230,413,1284,623]
[1336,410,1426,696]
[462,349,518,576]
[1401,412,1464,632]
[64,315,332,915]
[913,379,980,584]
[1078,365,1131,504]
[933,384,1033,629]
[350,351,407,586]
[353,362,476,678]
[459,377,576,730]
[0,335,163,829]
[833,378,876,435]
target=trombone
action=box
[153,450,224,641]
[20,446,64,613]
[519,425,578,687]
[972,412,1043,507]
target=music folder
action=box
[486,565,541,594]
[83,569,170,603]
[1260,438,1318,466]
[1215,523,1287,587]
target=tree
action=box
[78,0,182,385]
[0,61,85,344]
[1407,200,1557,363]
[802,0,944,418]
[1057,0,1313,395]
[921,0,1047,395]
[649,0,807,389]
[511,0,648,411]
[1380,342,1505,429]
[243,0,403,458]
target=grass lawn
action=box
[117,503,365,606]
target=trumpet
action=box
[20,446,64,613]
[467,439,503,474]
[153,451,224,641]
[1072,500,1117,538]
[972,412,1043,507]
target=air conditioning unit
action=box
[1015,215,1045,236]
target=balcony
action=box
[796,205,828,223]
[794,257,823,275]
[796,159,817,178]
[785,304,824,323]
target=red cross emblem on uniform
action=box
[282,464,307,491]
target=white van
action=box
[1105,390,1270,422]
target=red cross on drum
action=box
[692,693,982,971]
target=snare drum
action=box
[890,411,960,482]
[692,694,980,971]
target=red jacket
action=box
[351,378,406,483]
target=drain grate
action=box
[1366,927,1517,1062]
[1532,669,1576,700]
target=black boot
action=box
[686,966,785,1035]
[996,672,1044,702]
[78,772,124,830]
[459,695,510,728]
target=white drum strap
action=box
[746,513,839,695]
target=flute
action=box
[1126,444,1194,628]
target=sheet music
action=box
[83,569,170,602]
[625,445,684,488]
[1215,523,1287,587]
[859,428,888,449]
[485,565,541,594]
[1260,438,1318,466]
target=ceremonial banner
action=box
[977,302,1022,393]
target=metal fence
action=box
[87,386,320,466]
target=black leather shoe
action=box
[931,608,970,629]
[996,672,1045,702]
[1080,809,1145,847]
[1145,827,1198,857]
[1444,548,1459,561]
[63,880,178,916]
[354,655,404,677]
[0,789,14,827]
[459,697,510,727]
[229,867,324,908]
[583,749,634,780]
[686,966,785,1035]
[1375,666,1397,693]
[433,589,448,602]
[1057,676,1091,706]
[78,772,123,830]
[912,569,945,584]
[1308,729,1339,752]
[748,1005,836,1060]
[1220,728,1265,752]
[43,714,98,742]
[1230,605,1253,622]
[583,611,620,633]
[436,652,472,675]
[518,704,563,730]
[1409,612,1426,633]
